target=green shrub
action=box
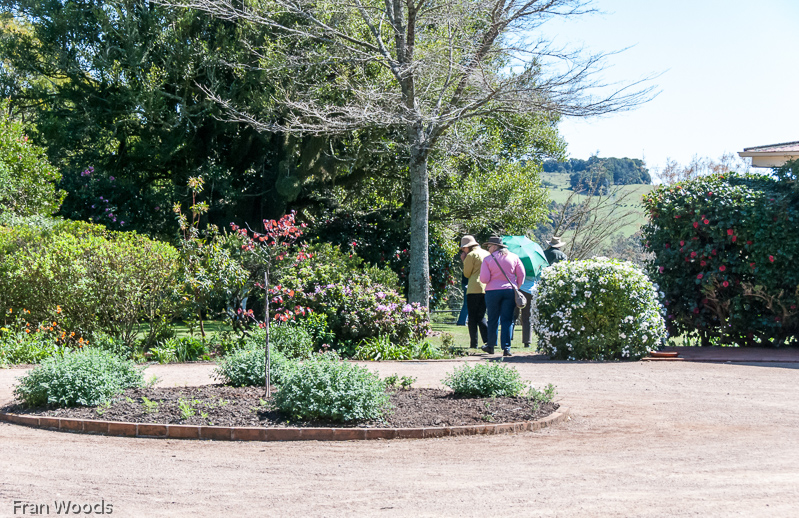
[0,326,61,365]
[354,335,413,360]
[210,331,247,357]
[0,217,179,345]
[86,333,132,359]
[642,172,799,346]
[274,358,390,422]
[0,100,64,217]
[532,258,666,361]
[354,335,451,361]
[148,344,177,364]
[174,225,250,335]
[442,363,527,397]
[278,242,400,290]
[295,312,337,349]
[14,349,144,407]
[243,325,314,360]
[149,337,209,364]
[213,343,294,387]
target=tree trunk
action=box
[408,140,431,308]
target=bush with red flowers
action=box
[642,172,799,346]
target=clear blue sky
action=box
[537,0,799,173]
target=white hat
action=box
[460,235,479,248]
[548,236,566,248]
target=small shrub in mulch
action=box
[13,349,144,407]
[442,363,527,397]
[273,357,390,422]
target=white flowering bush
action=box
[532,258,667,361]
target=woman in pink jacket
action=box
[479,236,525,356]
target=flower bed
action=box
[4,385,558,429]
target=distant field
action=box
[541,171,653,239]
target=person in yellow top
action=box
[460,235,490,348]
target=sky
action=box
[536,0,799,175]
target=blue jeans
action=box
[456,284,468,325]
[485,289,516,351]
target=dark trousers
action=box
[466,293,488,347]
[512,291,534,345]
[485,289,516,351]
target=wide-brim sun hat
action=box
[460,235,479,248]
[482,236,507,249]
[548,236,566,249]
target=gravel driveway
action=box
[1,358,798,517]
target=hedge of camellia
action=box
[531,258,666,361]
[641,172,799,346]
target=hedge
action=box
[641,172,799,346]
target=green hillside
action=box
[541,171,653,239]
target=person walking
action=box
[460,235,489,349]
[515,265,541,348]
[479,236,525,356]
[544,236,568,265]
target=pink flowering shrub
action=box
[274,243,430,351]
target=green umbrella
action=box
[502,235,549,278]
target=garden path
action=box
[1,356,798,517]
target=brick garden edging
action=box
[0,407,570,441]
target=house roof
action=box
[741,141,799,153]
[738,141,799,168]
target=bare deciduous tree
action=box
[158,0,654,307]
[655,152,751,185]
[547,182,643,260]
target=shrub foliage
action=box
[0,101,64,217]
[442,363,526,397]
[14,349,143,407]
[275,243,430,350]
[213,343,294,387]
[0,218,179,345]
[642,173,799,345]
[244,325,315,360]
[273,357,390,422]
[532,258,666,360]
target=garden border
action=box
[0,407,570,441]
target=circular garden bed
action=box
[3,384,559,428]
[0,385,567,441]
[3,348,569,440]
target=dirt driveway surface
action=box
[1,358,798,517]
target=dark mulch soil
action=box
[5,386,558,429]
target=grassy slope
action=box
[542,171,653,240]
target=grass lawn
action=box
[430,322,539,354]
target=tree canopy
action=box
[157,0,653,306]
[543,156,651,193]
[0,99,63,217]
